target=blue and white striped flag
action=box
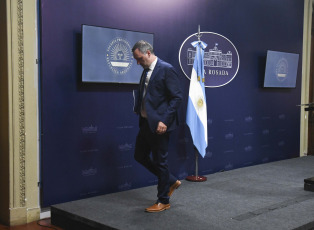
[186,41,208,158]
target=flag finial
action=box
[196,25,202,42]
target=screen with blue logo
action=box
[82,25,154,83]
[264,50,299,88]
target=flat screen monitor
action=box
[263,50,299,88]
[82,25,154,83]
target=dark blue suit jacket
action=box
[134,58,183,133]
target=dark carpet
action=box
[51,156,314,230]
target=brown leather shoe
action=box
[145,203,170,213]
[168,180,181,197]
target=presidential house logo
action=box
[276,58,288,81]
[179,32,240,87]
[264,50,299,88]
[106,37,133,75]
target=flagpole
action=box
[197,24,202,42]
[186,148,207,182]
[185,25,207,182]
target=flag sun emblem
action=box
[197,97,204,108]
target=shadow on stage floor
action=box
[51,156,314,230]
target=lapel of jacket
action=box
[148,58,161,85]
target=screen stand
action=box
[304,177,314,192]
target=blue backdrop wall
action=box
[40,0,304,207]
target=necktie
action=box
[139,69,149,98]
[139,69,149,117]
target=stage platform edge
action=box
[51,156,314,230]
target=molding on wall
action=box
[17,0,26,208]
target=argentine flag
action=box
[186,41,208,158]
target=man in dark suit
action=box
[132,40,183,212]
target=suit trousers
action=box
[134,117,177,204]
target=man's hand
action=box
[156,121,167,134]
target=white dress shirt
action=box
[141,57,158,118]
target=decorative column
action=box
[0,0,40,226]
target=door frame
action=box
[300,0,314,156]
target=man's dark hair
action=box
[132,40,154,54]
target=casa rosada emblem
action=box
[179,32,240,87]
